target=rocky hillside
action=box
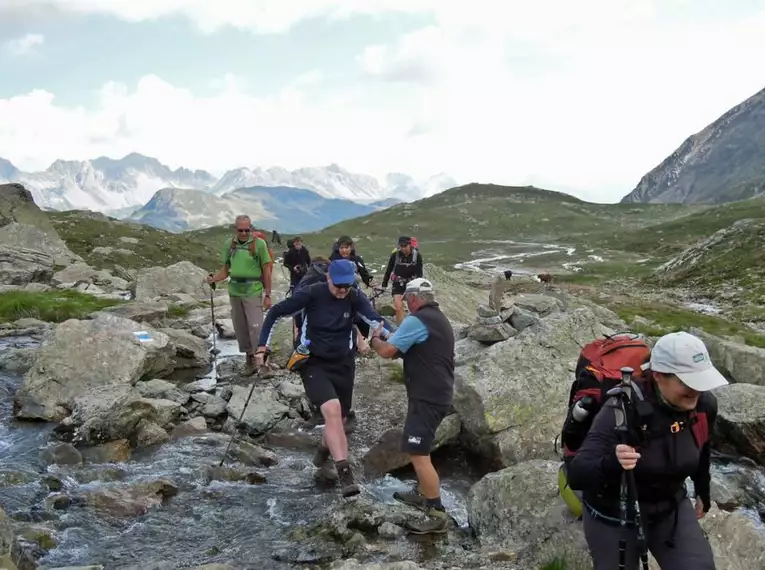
[622,85,765,205]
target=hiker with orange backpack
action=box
[561,331,726,570]
[206,215,273,374]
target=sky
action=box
[0,0,764,203]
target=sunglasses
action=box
[334,283,353,291]
[236,228,251,233]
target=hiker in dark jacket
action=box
[382,236,423,324]
[255,260,393,498]
[567,331,726,570]
[330,236,373,287]
[284,236,311,290]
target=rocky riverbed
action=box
[1,247,765,569]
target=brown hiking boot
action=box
[244,353,256,375]
[405,507,449,535]
[393,488,427,510]
[336,460,360,498]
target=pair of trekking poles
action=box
[609,366,650,570]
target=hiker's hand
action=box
[695,498,706,519]
[254,349,266,368]
[206,274,215,285]
[615,444,640,470]
[371,321,384,339]
[263,295,272,310]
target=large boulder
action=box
[0,221,82,266]
[711,383,765,466]
[453,305,618,467]
[157,328,212,369]
[51,262,129,292]
[0,246,54,286]
[13,314,176,421]
[225,384,290,435]
[700,504,765,569]
[135,261,210,302]
[467,459,569,551]
[691,327,765,387]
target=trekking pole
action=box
[208,276,220,357]
[218,367,263,467]
[610,366,649,570]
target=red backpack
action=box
[560,332,709,460]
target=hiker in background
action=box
[369,278,454,534]
[206,215,273,373]
[330,235,374,342]
[284,236,311,292]
[255,259,394,498]
[566,332,726,570]
[382,236,423,324]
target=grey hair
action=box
[408,291,435,304]
[234,214,251,225]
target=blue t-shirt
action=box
[387,315,429,353]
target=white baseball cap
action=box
[641,331,728,392]
[404,278,434,294]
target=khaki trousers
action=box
[229,295,263,354]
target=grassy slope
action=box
[44,184,765,344]
[0,290,124,323]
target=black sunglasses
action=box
[236,228,251,233]
[334,283,352,291]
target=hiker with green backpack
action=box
[206,214,273,374]
[558,331,727,569]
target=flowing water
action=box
[0,336,476,569]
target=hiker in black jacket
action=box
[567,331,727,570]
[329,236,374,287]
[255,259,393,498]
[284,236,311,290]
[382,236,423,324]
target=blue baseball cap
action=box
[328,259,356,286]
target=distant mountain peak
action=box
[622,85,765,205]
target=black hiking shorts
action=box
[392,282,407,296]
[299,354,355,418]
[401,399,451,455]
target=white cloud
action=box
[3,33,44,56]
[1,2,765,202]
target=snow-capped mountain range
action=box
[0,152,457,215]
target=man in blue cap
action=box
[255,259,394,497]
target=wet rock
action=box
[182,377,217,393]
[135,261,209,302]
[377,522,406,539]
[203,465,267,485]
[79,439,132,463]
[19,525,56,550]
[134,419,170,449]
[454,306,615,467]
[80,478,178,519]
[226,384,289,435]
[701,504,765,569]
[44,494,70,510]
[72,466,126,484]
[214,319,237,339]
[0,470,35,487]
[362,413,461,476]
[263,430,319,451]
[467,459,567,551]
[40,443,83,467]
[712,383,765,465]
[227,440,279,467]
[329,559,425,569]
[272,545,341,566]
[201,394,228,417]
[157,327,213,369]
[41,475,64,492]
[170,416,208,439]
[136,379,190,405]
[14,314,176,422]
[0,346,38,374]
[73,396,183,446]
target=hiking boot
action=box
[244,354,256,375]
[314,462,339,484]
[393,488,427,510]
[312,445,331,468]
[344,410,357,434]
[405,507,449,535]
[336,460,360,498]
